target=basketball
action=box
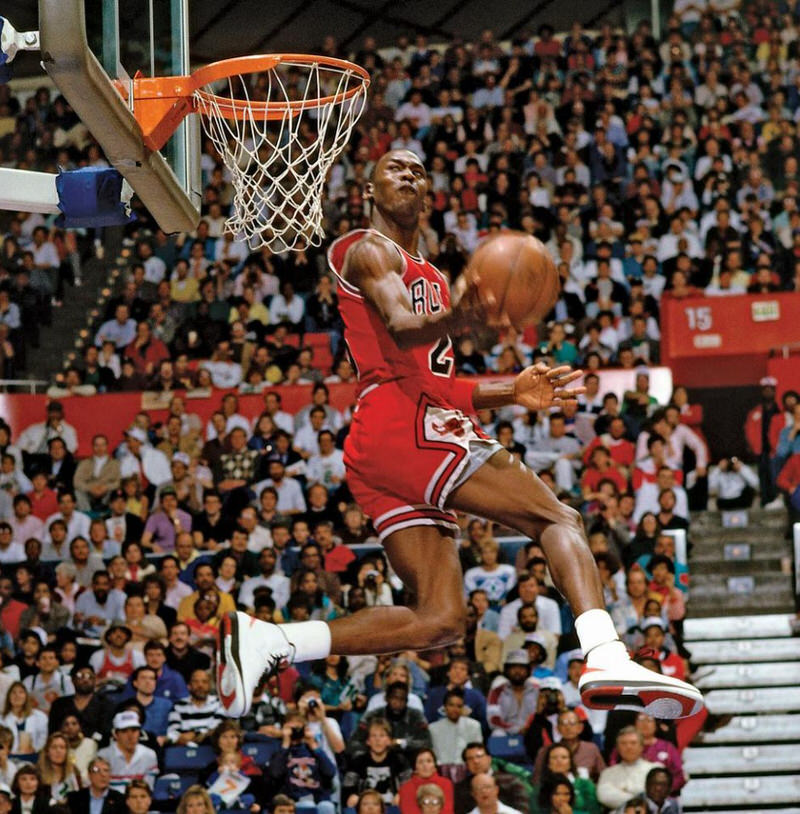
[469,232,560,326]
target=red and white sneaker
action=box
[579,660,704,719]
[217,611,293,717]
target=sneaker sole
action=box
[217,611,247,717]
[580,678,704,719]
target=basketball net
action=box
[193,59,368,250]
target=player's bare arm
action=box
[472,363,587,411]
[343,234,492,350]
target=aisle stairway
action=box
[22,228,124,383]
[687,508,794,617]
[681,613,800,812]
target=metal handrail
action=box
[0,379,50,394]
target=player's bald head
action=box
[372,149,425,179]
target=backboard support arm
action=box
[38,0,199,233]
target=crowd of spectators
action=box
[0,0,798,813]
[0,374,706,814]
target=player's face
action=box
[370,151,427,223]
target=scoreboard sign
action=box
[662,293,800,359]
[660,293,800,386]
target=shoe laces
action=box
[257,628,296,686]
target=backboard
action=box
[38,0,201,232]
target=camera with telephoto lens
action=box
[365,569,379,588]
[542,688,561,714]
[307,698,319,711]
[290,725,305,741]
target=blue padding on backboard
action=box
[55,166,135,228]
[0,18,12,83]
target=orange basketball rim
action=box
[121,53,371,152]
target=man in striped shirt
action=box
[165,668,223,745]
[97,711,158,793]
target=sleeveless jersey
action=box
[327,229,456,400]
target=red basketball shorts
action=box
[343,380,501,542]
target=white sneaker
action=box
[217,611,292,717]
[579,659,704,719]
[763,497,785,511]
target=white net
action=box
[193,58,368,251]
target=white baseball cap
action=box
[113,710,142,731]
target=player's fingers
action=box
[546,365,573,378]
[532,362,550,375]
[555,386,587,398]
[553,369,584,386]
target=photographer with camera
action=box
[356,557,394,607]
[522,677,569,760]
[266,711,336,814]
[708,456,758,509]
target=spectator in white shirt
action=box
[497,571,562,637]
[252,457,307,515]
[201,340,243,389]
[257,391,295,435]
[31,226,59,273]
[269,281,305,330]
[429,689,483,766]
[306,431,346,493]
[8,495,43,545]
[160,555,192,610]
[137,242,166,285]
[205,393,251,441]
[44,491,91,545]
[214,230,249,266]
[95,305,137,350]
[238,547,291,610]
[0,524,24,564]
[395,90,432,130]
[97,710,158,792]
[17,401,79,455]
[294,407,329,460]
[596,727,661,810]
[709,456,759,509]
[468,772,523,814]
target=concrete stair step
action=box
[682,775,800,808]
[694,661,800,689]
[691,538,791,558]
[685,810,800,814]
[696,714,800,744]
[690,509,789,530]
[690,559,786,575]
[688,602,795,618]
[684,614,794,640]
[704,686,800,714]
[684,744,800,775]
[687,638,800,664]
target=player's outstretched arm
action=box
[471,362,586,411]
[344,235,493,350]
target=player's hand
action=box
[450,271,508,331]
[512,363,586,411]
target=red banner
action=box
[0,384,362,457]
[661,293,800,387]
[0,367,676,458]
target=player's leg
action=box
[446,449,703,719]
[328,524,466,653]
[218,524,465,715]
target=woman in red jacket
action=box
[398,748,454,814]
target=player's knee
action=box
[544,503,584,536]
[421,607,465,648]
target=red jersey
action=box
[326,228,490,542]
[328,229,457,400]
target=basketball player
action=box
[218,150,703,720]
